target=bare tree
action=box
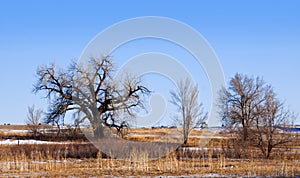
[219,73,266,145]
[26,105,42,138]
[253,89,294,159]
[34,56,150,138]
[170,78,207,145]
[219,73,295,158]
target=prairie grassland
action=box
[0,145,299,177]
[0,126,299,177]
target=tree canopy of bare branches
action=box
[26,105,42,138]
[253,89,294,158]
[219,73,295,158]
[170,78,207,145]
[219,73,267,142]
[34,56,150,138]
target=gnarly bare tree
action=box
[219,73,295,158]
[170,78,207,145]
[26,105,42,138]
[34,56,150,138]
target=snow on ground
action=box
[0,139,66,145]
[0,129,29,133]
[182,147,222,151]
[189,135,226,139]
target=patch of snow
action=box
[31,161,47,164]
[0,129,30,133]
[189,135,226,139]
[182,147,222,151]
[200,174,225,177]
[0,139,66,145]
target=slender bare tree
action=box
[253,89,295,159]
[26,105,42,138]
[170,78,207,145]
[34,56,150,138]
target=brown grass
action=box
[0,126,299,177]
[0,146,299,177]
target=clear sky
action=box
[0,0,299,125]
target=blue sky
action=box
[0,0,299,125]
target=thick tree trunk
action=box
[94,125,105,139]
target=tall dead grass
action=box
[0,143,299,177]
[0,127,299,176]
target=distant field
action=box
[0,124,30,130]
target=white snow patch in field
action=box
[0,129,30,133]
[0,139,66,145]
[200,174,225,177]
[182,147,222,151]
[189,135,226,139]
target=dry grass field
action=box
[0,125,299,177]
